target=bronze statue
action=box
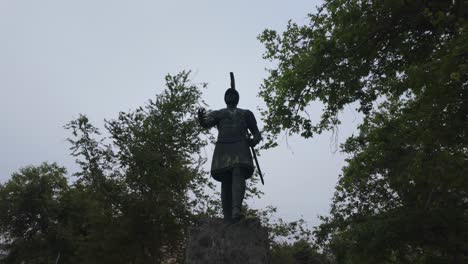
[197,73,262,222]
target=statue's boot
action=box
[221,177,232,222]
[232,168,246,222]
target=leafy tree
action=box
[63,71,213,263]
[259,0,467,262]
[0,163,70,263]
[0,72,218,264]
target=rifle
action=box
[229,72,265,185]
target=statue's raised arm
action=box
[197,108,218,129]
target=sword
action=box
[230,72,265,185]
[250,145,265,185]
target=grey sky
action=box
[0,0,361,227]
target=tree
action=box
[0,72,221,263]
[63,71,213,263]
[0,163,70,263]
[258,0,467,262]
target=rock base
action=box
[185,218,270,264]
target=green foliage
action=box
[316,98,468,263]
[63,71,212,263]
[259,0,467,262]
[0,71,217,263]
[0,163,69,263]
[258,0,467,143]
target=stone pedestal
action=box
[185,218,270,264]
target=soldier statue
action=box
[197,73,262,223]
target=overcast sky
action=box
[0,0,362,227]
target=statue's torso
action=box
[200,107,257,180]
[215,108,249,143]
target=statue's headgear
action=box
[225,72,239,105]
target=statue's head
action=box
[224,88,239,107]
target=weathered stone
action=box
[185,218,270,264]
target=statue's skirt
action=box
[210,140,254,182]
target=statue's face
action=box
[224,89,239,106]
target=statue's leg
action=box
[231,167,246,221]
[220,172,232,221]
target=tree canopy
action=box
[259,0,467,262]
[0,163,69,263]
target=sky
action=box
[0,0,362,227]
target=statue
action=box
[197,73,262,223]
